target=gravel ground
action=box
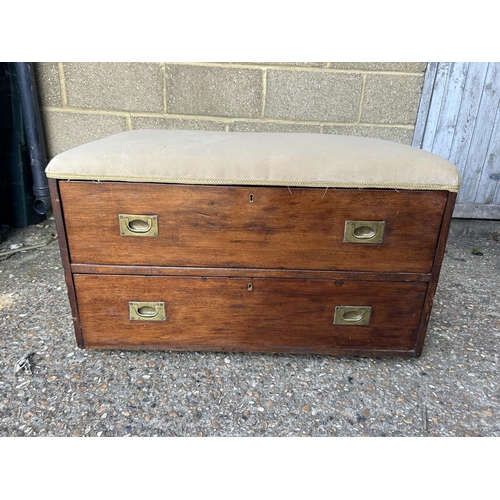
[0,216,499,437]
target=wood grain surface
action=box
[49,179,85,347]
[60,182,448,273]
[415,191,457,356]
[69,263,432,282]
[74,274,428,354]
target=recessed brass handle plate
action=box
[129,301,166,321]
[334,306,372,326]
[119,214,158,237]
[344,220,385,244]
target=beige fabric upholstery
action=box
[45,130,461,192]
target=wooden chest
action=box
[46,130,460,357]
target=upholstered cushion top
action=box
[45,130,461,192]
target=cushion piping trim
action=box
[46,173,460,192]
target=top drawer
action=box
[59,181,448,273]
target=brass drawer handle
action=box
[126,217,152,233]
[129,301,166,321]
[119,214,158,237]
[344,220,385,244]
[334,306,371,325]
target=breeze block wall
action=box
[34,62,428,159]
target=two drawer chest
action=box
[46,130,461,357]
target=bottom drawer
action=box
[73,275,428,355]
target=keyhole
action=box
[249,194,254,203]
[247,283,253,291]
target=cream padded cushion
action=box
[45,129,461,192]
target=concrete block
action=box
[132,116,226,131]
[264,70,362,122]
[323,125,414,144]
[361,74,424,125]
[229,121,320,133]
[235,62,327,67]
[330,63,427,73]
[165,65,262,118]
[34,62,62,107]
[63,63,163,113]
[268,62,327,67]
[42,111,128,157]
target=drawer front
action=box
[61,182,448,273]
[74,275,427,354]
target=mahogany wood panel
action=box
[73,274,428,354]
[59,182,448,273]
[48,179,84,347]
[70,263,432,282]
[415,191,457,356]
